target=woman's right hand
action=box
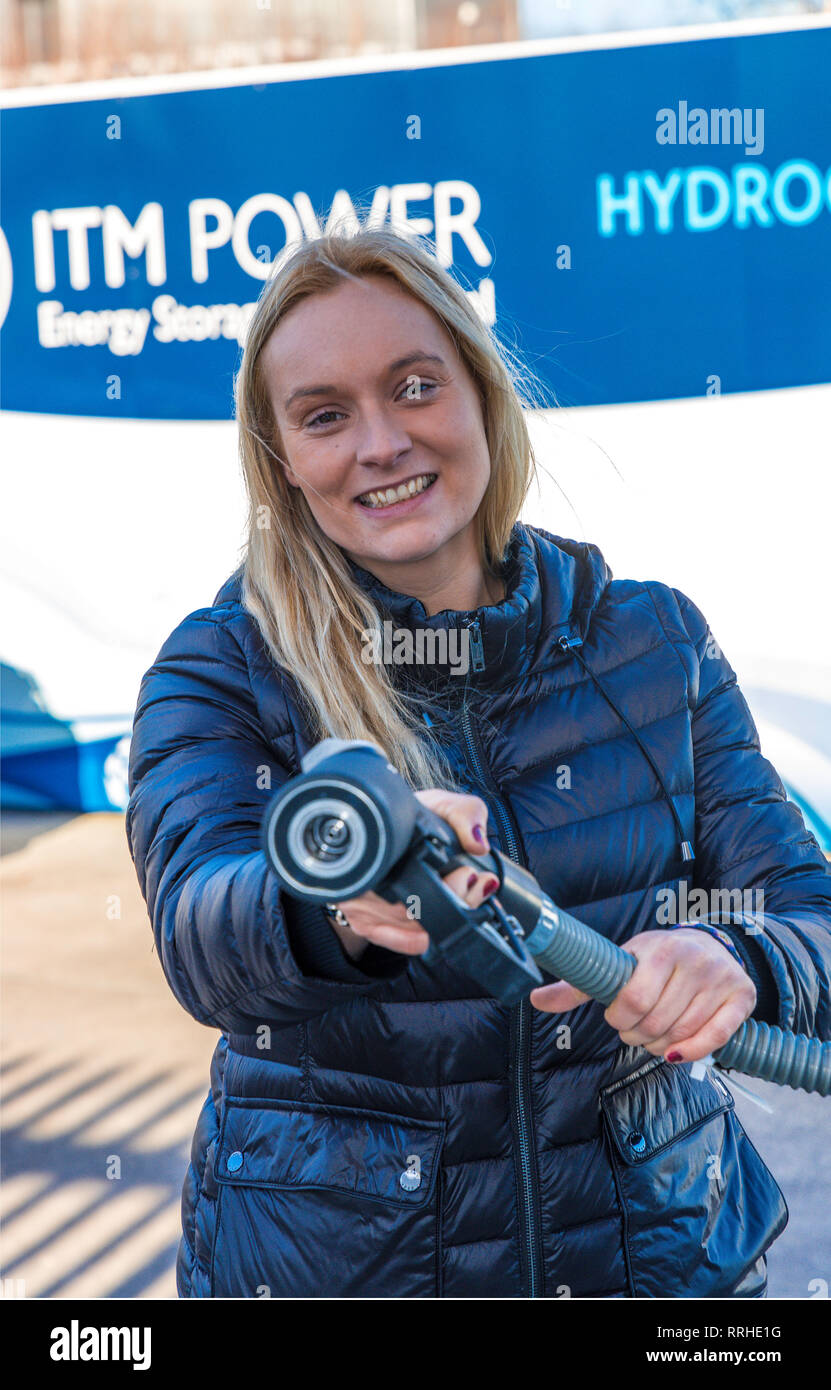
[326,789,499,961]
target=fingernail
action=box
[467,873,477,891]
[666,1051,684,1063]
[472,824,486,846]
[482,877,499,897]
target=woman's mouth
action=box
[356,472,438,511]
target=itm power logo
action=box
[50,1320,151,1371]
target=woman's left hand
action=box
[529,927,757,1063]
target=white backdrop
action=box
[2,382,829,828]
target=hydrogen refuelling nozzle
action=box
[261,739,831,1097]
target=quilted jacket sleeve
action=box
[663,585,831,1039]
[125,609,408,1035]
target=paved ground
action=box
[1,811,217,1298]
[1,811,829,1299]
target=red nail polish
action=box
[473,824,486,845]
[666,1051,684,1063]
[483,877,499,897]
[467,873,477,891]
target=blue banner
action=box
[1,25,829,417]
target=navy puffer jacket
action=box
[126,523,831,1299]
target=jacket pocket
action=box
[600,1059,788,1299]
[209,1096,445,1298]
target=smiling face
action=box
[260,273,493,597]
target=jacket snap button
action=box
[399,1156,422,1191]
[628,1131,647,1154]
[227,1150,244,1173]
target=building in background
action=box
[1,0,827,87]
[518,0,825,39]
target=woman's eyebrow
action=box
[283,352,447,411]
[387,351,447,374]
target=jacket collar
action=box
[344,522,612,696]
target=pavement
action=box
[1,811,217,1298]
[1,810,829,1299]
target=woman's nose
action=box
[352,406,413,466]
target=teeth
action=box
[359,473,436,509]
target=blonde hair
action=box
[235,223,541,789]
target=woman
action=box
[126,226,831,1300]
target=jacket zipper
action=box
[456,675,544,1300]
[466,619,485,673]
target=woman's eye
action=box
[399,380,438,401]
[306,409,344,429]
